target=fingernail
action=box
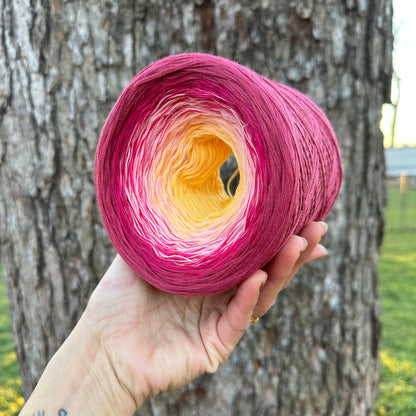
[318,221,328,236]
[300,237,308,252]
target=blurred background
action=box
[377,2,416,415]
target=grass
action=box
[0,183,415,415]
[0,270,24,415]
[375,182,416,415]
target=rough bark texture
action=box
[0,0,393,414]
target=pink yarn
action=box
[95,53,342,296]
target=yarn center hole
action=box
[168,135,241,225]
[220,152,240,196]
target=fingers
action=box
[251,234,305,317]
[207,222,327,367]
[216,270,267,354]
[253,221,328,317]
[305,243,328,263]
[291,222,328,277]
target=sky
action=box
[382,0,416,147]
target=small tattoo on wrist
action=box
[32,410,67,416]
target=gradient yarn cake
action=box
[95,53,342,296]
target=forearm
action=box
[19,315,140,416]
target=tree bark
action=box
[0,0,393,414]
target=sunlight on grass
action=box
[381,351,416,380]
[0,271,24,416]
[0,381,24,416]
[1,351,18,369]
[383,253,416,263]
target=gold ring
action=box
[250,316,259,324]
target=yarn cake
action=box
[95,53,342,296]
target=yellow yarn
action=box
[153,120,243,231]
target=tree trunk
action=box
[0,0,393,414]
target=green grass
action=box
[0,270,24,415]
[0,184,415,415]
[375,183,416,415]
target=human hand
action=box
[81,221,328,410]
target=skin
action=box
[20,221,328,416]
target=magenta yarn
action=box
[95,53,342,296]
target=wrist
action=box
[70,313,141,414]
[82,257,155,405]
[21,313,140,416]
